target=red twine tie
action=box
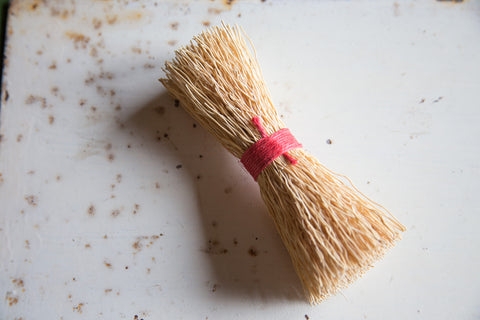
[241,117,302,181]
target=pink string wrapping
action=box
[240,117,302,181]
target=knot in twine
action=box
[241,117,302,181]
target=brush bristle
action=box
[160,23,405,304]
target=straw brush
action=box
[159,23,405,304]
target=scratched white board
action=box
[0,0,479,319]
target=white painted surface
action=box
[0,0,479,319]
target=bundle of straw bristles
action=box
[160,23,405,304]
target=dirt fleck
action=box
[305,315,310,320]
[212,284,217,292]
[115,105,122,111]
[211,221,217,227]
[56,175,61,181]
[326,139,332,145]
[90,47,98,57]
[16,134,23,142]
[105,143,112,151]
[202,21,211,27]
[155,182,160,189]
[144,63,155,69]
[36,50,43,55]
[111,209,120,217]
[224,186,232,194]
[25,95,47,108]
[85,243,91,248]
[12,278,24,288]
[233,238,238,246]
[167,40,177,46]
[48,115,55,125]
[99,72,114,80]
[25,195,38,206]
[155,106,165,115]
[419,98,425,104]
[92,18,102,30]
[131,47,142,54]
[248,247,258,257]
[132,241,142,251]
[107,153,115,162]
[106,14,118,24]
[48,62,57,70]
[208,8,223,15]
[87,205,95,216]
[6,292,18,306]
[73,302,84,313]
[205,239,228,255]
[65,32,90,49]
[146,268,151,274]
[174,99,180,107]
[116,174,122,183]
[176,164,182,169]
[103,234,108,239]
[104,261,113,269]
[25,240,30,249]
[79,99,86,106]
[133,203,140,214]
[170,22,179,30]
[104,288,112,294]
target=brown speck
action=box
[208,8,223,15]
[87,205,95,216]
[144,63,155,69]
[92,18,102,30]
[419,98,425,104]
[65,32,90,49]
[48,63,57,70]
[104,261,112,269]
[48,115,55,125]
[111,209,120,217]
[73,303,84,313]
[90,47,98,57]
[85,244,91,248]
[196,175,201,180]
[25,95,47,108]
[105,143,112,151]
[6,292,18,306]
[4,90,9,101]
[115,105,121,111]
[107,153,115,162]
[224,186,232,194]
[133,241,142,251]
[106,15,118,24]
[116,174,122,183]
[36,50,43,55]
[212,284,217,292]
[84,76,95,85]
[326,139,332,145]
[25,195,38,206]
[68,294,72,299]
[155,106,165,115]
[79,99,86,106]
[51,86,59,95]
[167,40,177,46]
[66,58,71,63]
[233,238,238,246]
[25,240,30,249]
[248,247,258,257]
[155,182,160,189]
[131,47,142,54]
[104,288,112,294]
[132,203,140,215]
[202,21,211,27]
[110,89,115,96]
[170,22,179,30]
[16,134,23,142]
[146,268,151,274]
[305,315,310,320]
[199,154,203,158]
[103,234,108,239]
[176,164,182,169]
[12,278,24,288]
[56,175,61,181]
[174,99,180,107]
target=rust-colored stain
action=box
[25,195,38,206]
[48,115,55,125]
[87,205,95,216]
[248,246,258,257]
[73,302,84,313]
[25,95,47,108]
[104,261,113,269]
[65,32,90,49]
[12,278,24,288]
